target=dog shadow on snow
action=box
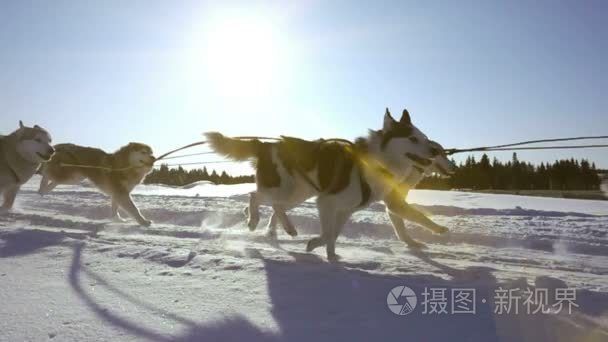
[66,242,608,342]
[68,243,279,342]
[0,227,91,258]
[265,252,608,342]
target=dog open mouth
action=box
[139,160,155,167]
[36,152,52,161]
[435,163,455,176]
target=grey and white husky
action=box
[206,108,454,260]
[0,121,55,212]
[38,142,156,226]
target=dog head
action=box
[426,140,455,176]
[14,121,55,163]
[379,108,454,175]
[122,143,156,171]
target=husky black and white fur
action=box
[38,142,156,227]
[206,108,454,260]
[0,121,55,212]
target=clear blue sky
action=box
[2,0,607,174]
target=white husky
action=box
[0,121,55,212]
[206,108,454,260]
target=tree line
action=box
[417,153,602,191]
[146,154,602,191]
[144,164,254,186]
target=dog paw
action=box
[327,253,341,263]
[139,219,152,227]
[306,237,324,252]
[406,240,427,249]
[247,216,260,231]
[112,216,127,223]
[284,227,298,237]
[434,225,449,235]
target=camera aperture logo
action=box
[387,286,418,315]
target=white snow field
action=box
[1,176,607,342]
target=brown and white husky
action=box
[206,108,454,260]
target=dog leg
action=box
[265,212,279,238]
[38,172,49,195]
[386,209,426,249]
[271,205,298,237]
[385,192,448,234]
[307,198,340,261]
[247,192,260,231]
[38,179,58,196]
[111,198,127,222]
[324,211,352,262]
[1,185,20,211]
[114,194,151,227]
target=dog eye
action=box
[35,138,42,143]
[409,137,419,143]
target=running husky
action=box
[38,142,156,226]
[0,121,55,212]
[206,108,454,259]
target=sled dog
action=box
[206,108,454,259]
[0,121,55,212]
[39,142,156,227]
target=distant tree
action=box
[417,155,602,191]
[144,165,254,186]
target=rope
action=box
[159,151,216,160]
[155,136,281,161]
[154,140,207,161]
[57,136,282,171]
[56,134,608,171]
[154,161,235,167]
[471,144,608,152]
[57,163,139,172]
[446,135,608,155]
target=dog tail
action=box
[204,132,260,161]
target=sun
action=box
[201,15,287,100]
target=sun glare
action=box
[202,15,287,100]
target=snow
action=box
[1,176,607,341]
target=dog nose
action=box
[430,147,441,157]
[150,156,156,162]
[48,147,55,155]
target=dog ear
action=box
[34,124,40,129]
[400,109,411,124]
[383,108,396,131]
[19,120,24,129]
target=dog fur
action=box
[206,108,454,259]
[38,142,156,226]
[0,121,55,212]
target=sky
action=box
[1,0,607,175]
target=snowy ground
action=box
[1,176,607,341]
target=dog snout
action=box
[150,156,156,162]
[48,147,55,156]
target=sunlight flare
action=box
[201,14,288,100]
